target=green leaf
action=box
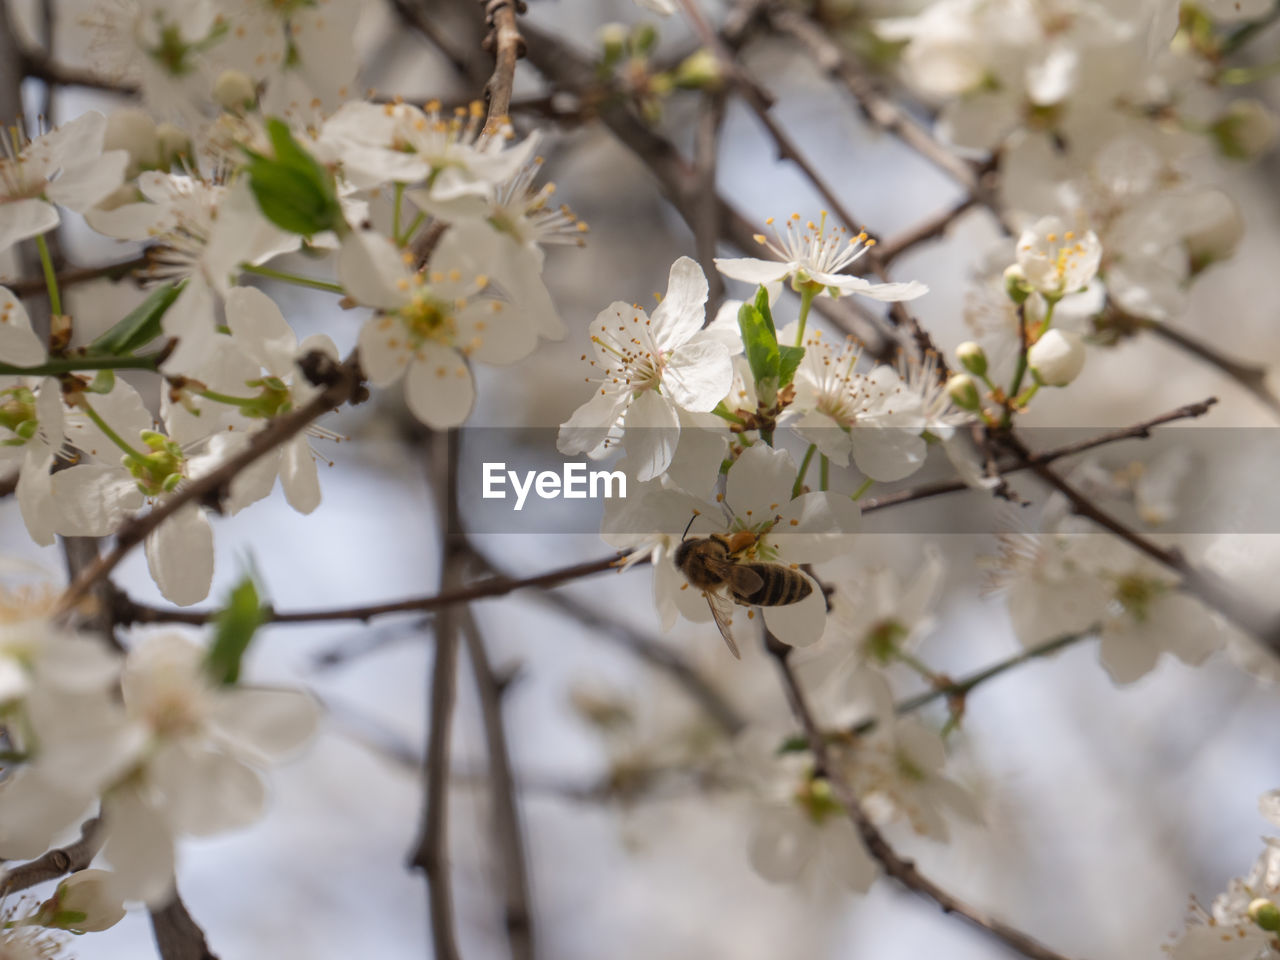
[87,282,184,356]
[86,369,115,394]
[753,284,776,337]
[243,118,344,238]
[778,344,805,390]
[737,300,780,405]
[204,574,267,686]
[776,734,809,755]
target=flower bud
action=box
[1250,898,1280,932]
[1003,264,1030,304]
[155,123,192,166]
[1211,100,1277,161]
[946,374,981,411]
[103,107,160,176]
[599,23,627,65]
[956,341,988,378]
[33,869,126,933]
[213,69,257,113]
[673,48,724,90]
[1027,329,1086,387]
[630,22,658,57]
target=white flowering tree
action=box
[0,0,1279,957]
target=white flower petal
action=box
[151,742,266,836]
[404,346,474,428]
[280,436,321,514]
[714,257,792,287]
[651,256,708,350]
[210,686,320,761]
[224,286,298,375]
[0,197,60,254]
[145,505,214,606]
[762,581,826,647]
[662,339,733,412]
[337,231,411,311]
[622,389,679,482]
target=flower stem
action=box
[0,354,162,376]
[792,443,817,497]
[820,454,829,492]
[34,233,61,315]
[393,182,405,245]
[78,396,149,467]
[241,263,345,294]
[711,400,745,425]
[794,286,816,347]
[851,476,873,500]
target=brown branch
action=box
[149,889,218,960]
[1143,317,1280,416]
[410,429,464,960]
[116,552,633,626]
[0,817,103,895]
[999,430,1279,648]
[861,397,1219,513]
[21,49,139,95]
[480,0,526,134]
[53,352,364,619]
[460,608,535,960]
[767,635,1078,960]
[5,254,151,299]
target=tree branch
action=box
[149,889,218,960]
[5,254,151,300]
[479,0,525,133]
[0,817,103,895]
[767,636,1077,960]
[460,608,535,960]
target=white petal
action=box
[145,505,214,606]
[16,452,57,545]
[823,819,879,892]
[726,444,796,518]
[651,256,708,350]
[829,276,929,302]
[762,581,826,647]
[210,686,320,761]
[357,314,412,387]
[457,301,537,366]
[337,231,411,311]
[101,787,176,907]
[51,466,143,536]
[622,389,679,482]
[849,427,927,482]
[557,389,626,457]
[0,197,59,253]
[714,257,792,286]
[747,805,814,883]
[224,286,298,375]
[150,742,266,836]
[772,493,861,562]
[280,436,321,514]
[0,313,46,367]
[404,346,474,428]
[662,339,733,412]
[46,151,129,212]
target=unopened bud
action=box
[673,48,724,90]
[956,341,988,378]
[1028,329,1086,387]
[599,23,627,65]
[630,22,658,57]
[1211,100,1277,161]
[946,373,981,411]
[155,123,191,166]
[103,107,160,175]
[33,869,126,933]
[1003,264,1030,304]
[1250,898,1280,932]
[213,69,257,113]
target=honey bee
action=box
[673,524,812,659]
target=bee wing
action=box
[704,589,742,660]
[726,564,763,598]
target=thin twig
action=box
[480,0,525,133]
[767,635,1078,960]
[5,254,151,299]
[21,49,138,94]
[461,608,535,960]
[860,397,1219,513]
[53,353,363,618]
[0,818,103,895]
[116,552,634,626]
[410,430,465,960]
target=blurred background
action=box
[3,0,1280,956]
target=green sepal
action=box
[204,573,268,686]
[88,281,184,357]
